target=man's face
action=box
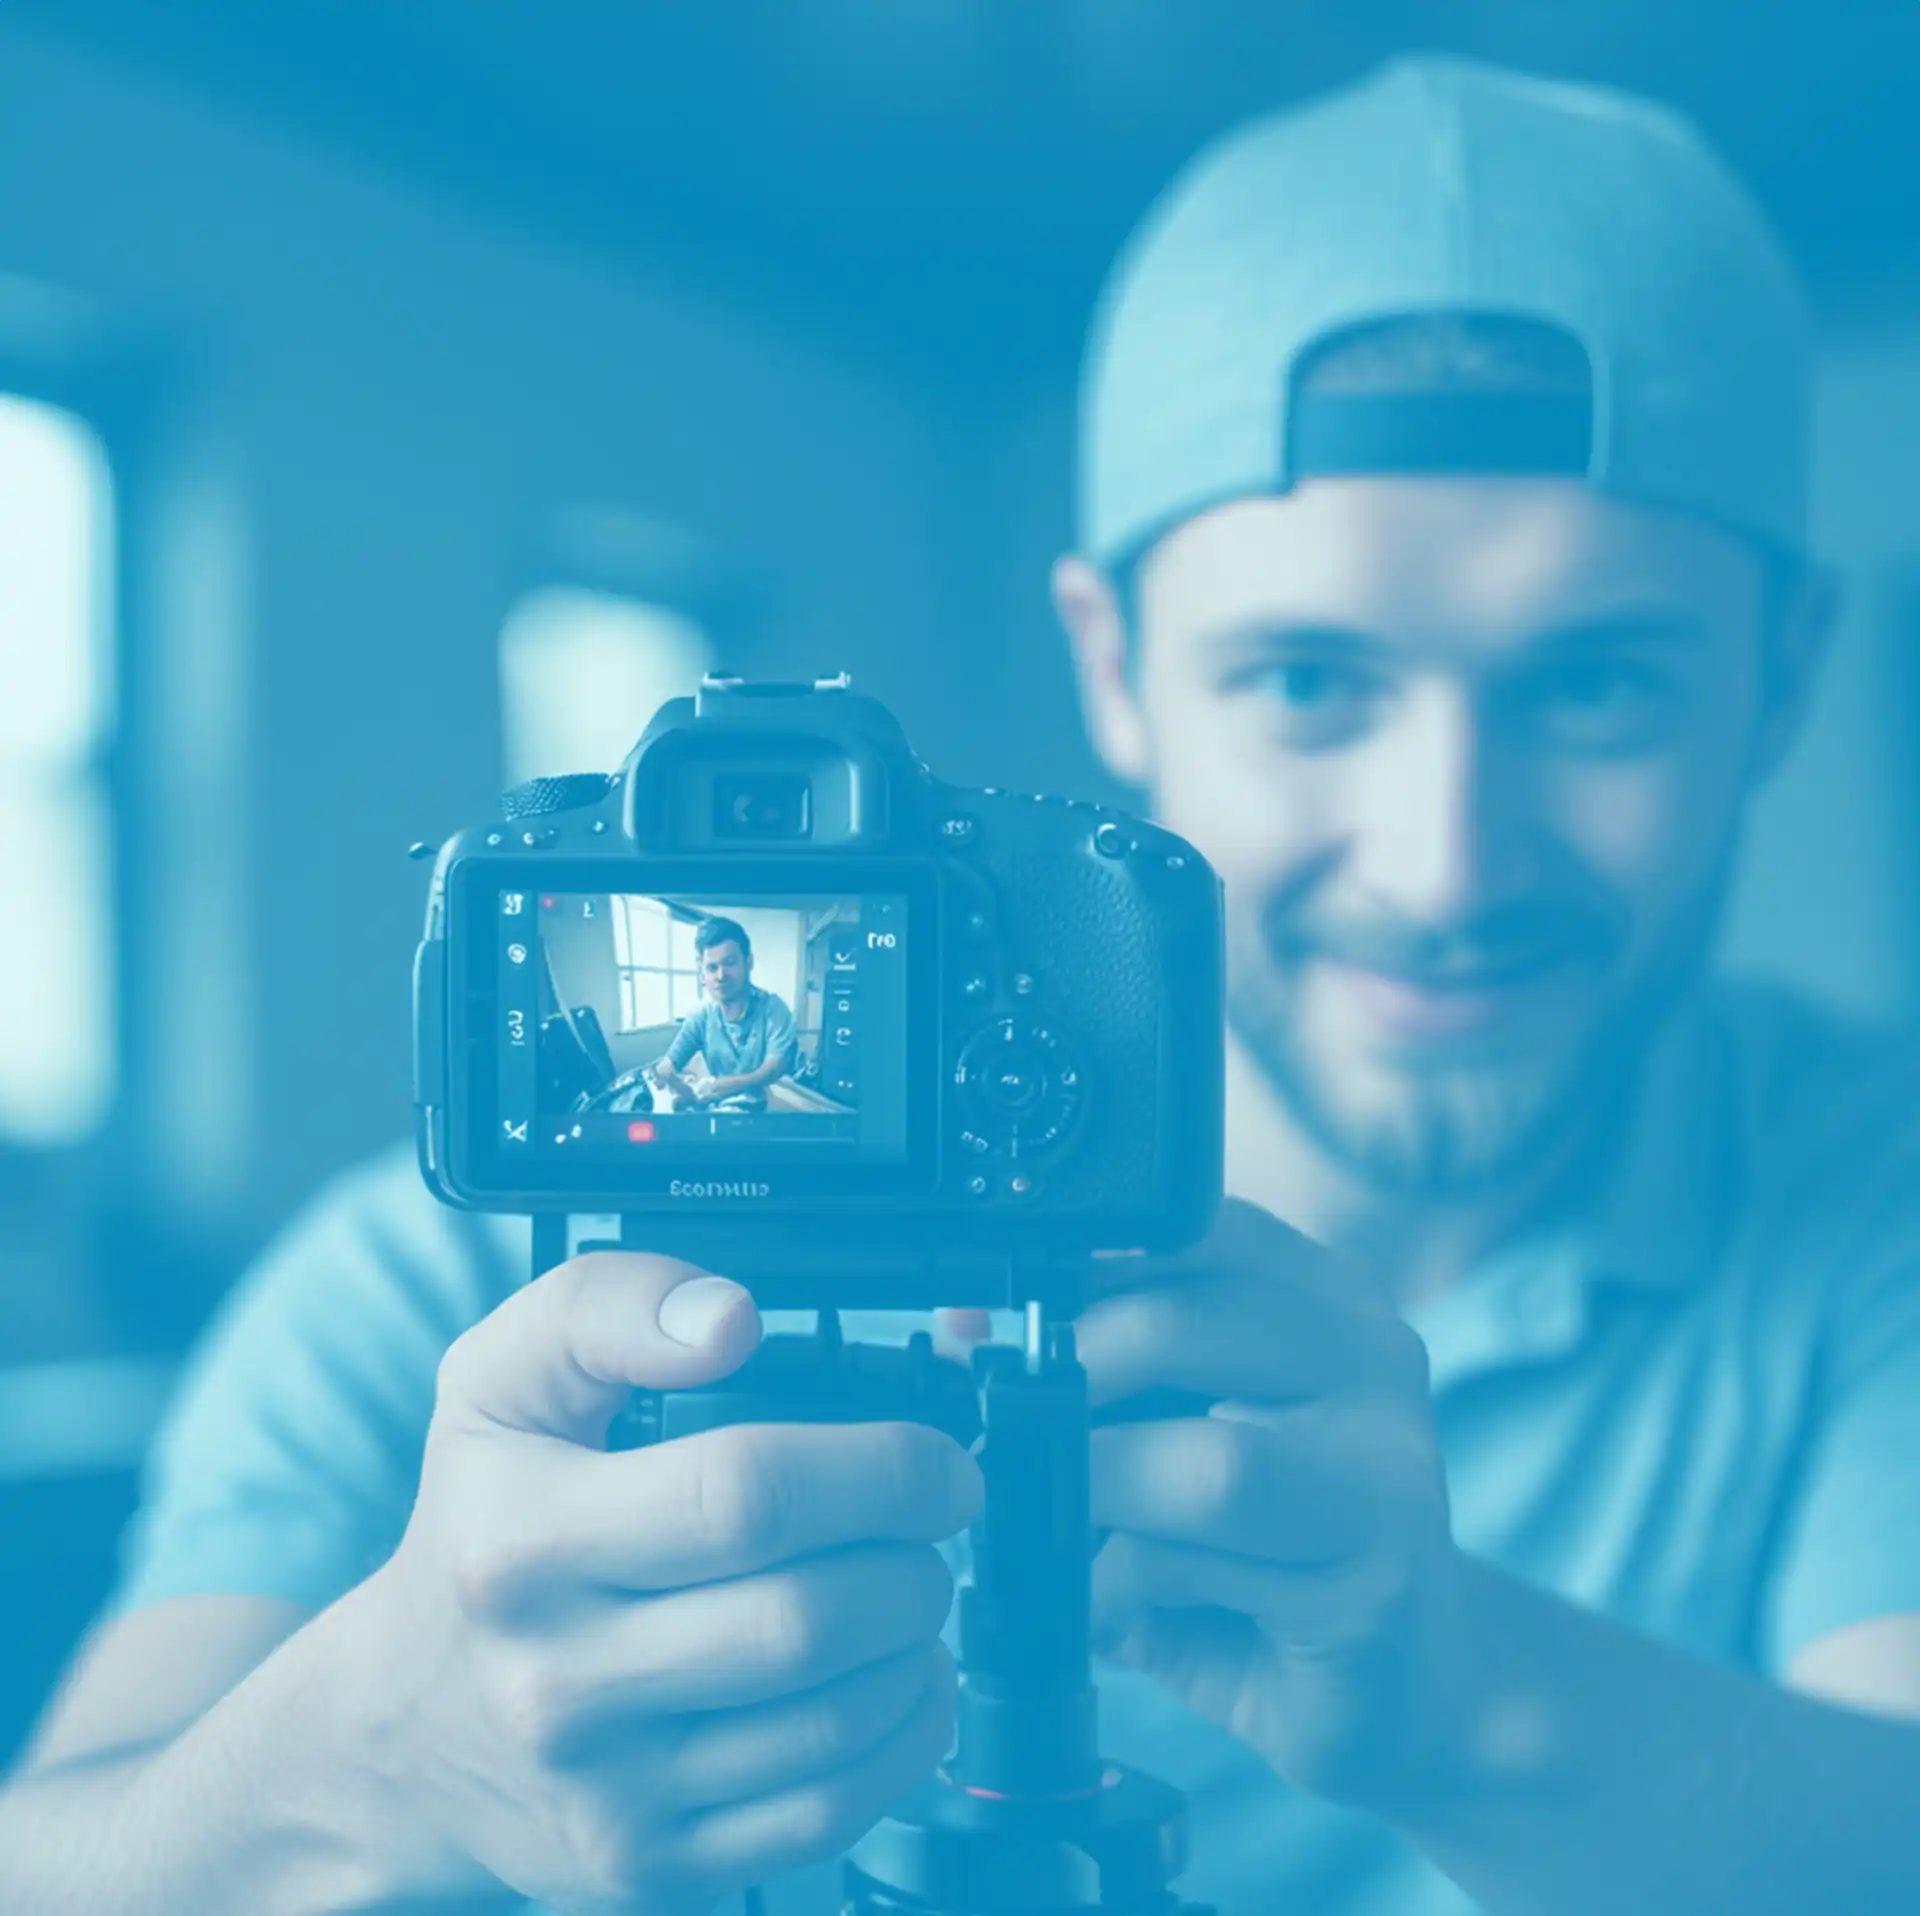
[1062,478,1823,1195]
[701,939,750,1005]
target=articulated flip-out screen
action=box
[495,888,911,1165]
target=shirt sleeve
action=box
[100,1143,525,1619]
[1761,1228,1920,1673]
[666,1012,704,1071]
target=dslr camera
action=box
[413,673,1222,1305]
[414,676,1225,1912]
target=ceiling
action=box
[8,1,1915,393]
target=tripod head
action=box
[561,1223,1210,1916]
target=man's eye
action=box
[1269,661,1347,706]
[1548,663,1644,705]
[1523,661,1679,746]
[1232,658,1382,745]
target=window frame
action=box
[609,895,703,1033]
[0,350,130,1169]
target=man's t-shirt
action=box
[664,986,797,1109]
[101,980,1920,1916]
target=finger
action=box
[1086,1199,1381,1308]
[455,1419,980,1616]
[435,1251,761,1445]
[663,1642,953,1809]
[1076,1268,1376,1408]
[676,1652,958,1889]
[579,1417,981,1592]
[544,1540,957,1721]
[1089,1410,1368,1564]
[1092,1529,1384,1646]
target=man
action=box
[4,54,1919,1916]
[649,917,798,1113]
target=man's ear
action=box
[1750,560,1841,785]
[1051,554,1152,788]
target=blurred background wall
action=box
[1,0,1918,1763]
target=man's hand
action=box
[693,1076,738,1104]
[334,1252,981,1916]
[1076,1200,1460,1807]
[656,1067,701,1110]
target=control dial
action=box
[954,1017,1083,1158]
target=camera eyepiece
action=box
[714,771,813,840]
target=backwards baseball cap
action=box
[1078,55,1812,570]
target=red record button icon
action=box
[627,1120,656,1144]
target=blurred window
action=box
[498,585,711,787]
[611,897,702,1032]
[0,394,115,1146]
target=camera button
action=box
[1011,972,1036,997]
[967,1174,991,1197]
[1008,1175,1034,1198]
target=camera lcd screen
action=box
[493,887,910,1165]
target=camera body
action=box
[413,674,1223,1303]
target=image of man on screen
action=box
[649,915,798,1112]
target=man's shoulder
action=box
[101,1144,530,1616]
[1704,975,1920,1267]
[247,1139,529,1337]
[1708,975,1920,1148]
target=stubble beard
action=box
[1225,851,1739,1201]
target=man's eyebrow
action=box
[1194,609,1714,669]
[1516,610,1714,657]
[1196,620,1395,664]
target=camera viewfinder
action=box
[715,772,813,840]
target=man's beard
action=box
[1226,848,1738,1200]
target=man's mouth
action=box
[1320,951,1576,1042]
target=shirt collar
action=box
[1408,989,1740,1389]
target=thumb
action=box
[435,1250,760,1445]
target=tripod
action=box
[535,1217,1211,1916]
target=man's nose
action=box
[1346,684,1534,924]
